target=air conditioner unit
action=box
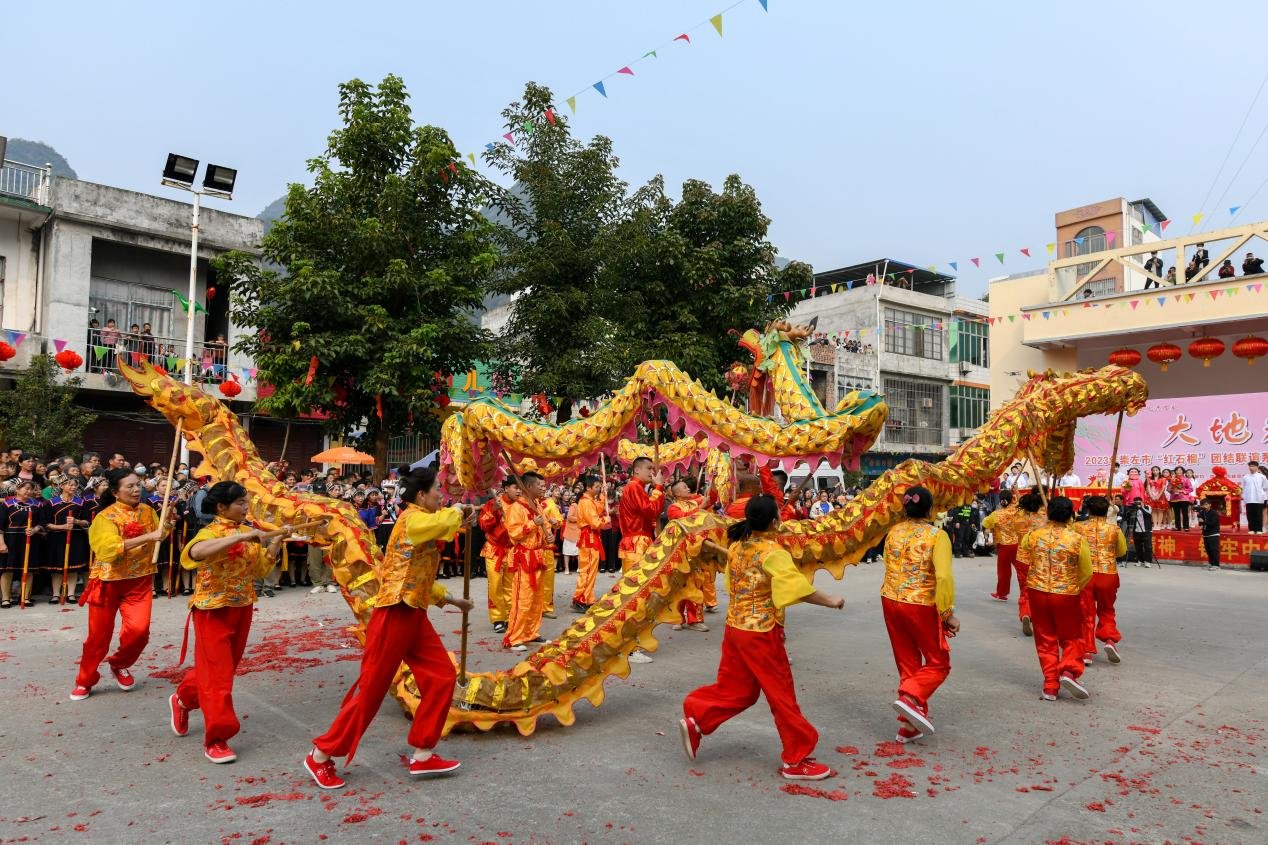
[958,361,971,375]
[918,420,929,427]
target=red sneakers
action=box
[204,741,237,764]
[169,694,189,737]
[69,685,91,702]
[406,753,461,776]
[896,725,925,744]
[892,697,935,735]
[780,758,832,780]
[989,593,1009,602]
[110,665,136,691]
[305,750,346,790]
[679,717,702,761]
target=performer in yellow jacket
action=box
[169,481,292,764]
[305,465,475,790]
[982,492,1019,602]
[1072,495,1128,665]
[880,486,959,744]
[1017,496,1093,701]
[570,476,608,611]
[503,472,551,652]
[679,494,844,781]
[537,494,563,619]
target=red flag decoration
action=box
[502,132,515,144]
[376,394,384,420]
[53,338,68,354]
[1020,248,1031,257]
[970,257,980,268]
[305,355,319,386]
[1106,231,1117,247]
[783,291,790,301]
[674,33,690,43]
[448,161,458,174]
[617,66,634,76]
[1160,219,1171,231]
[545,108,556,125]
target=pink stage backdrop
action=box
[1073,391,1268,481]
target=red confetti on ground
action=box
[1085,801,1106,812]
[1126,725,1161,734]
[251,837,270,845]
[887,757,925,769]
[835,745,859,755]
[343,814,370,824]
[780,784,848,800]
[873,741,906,757]
[872,774,917,799]
[150,619,359,682]
[688,769,705,777]
[234,793,309,807]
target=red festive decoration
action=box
[1107,348,1141,368]
[1187,337,1225,368]
[578,406,591,418]
[121,521,146,539]
[0,342,14,362]
[435,393,451,409]
[54,349,83,371]
[218,379,242,398]
[1232,336,1268,365]
[1146,342,1182,371]
[724,362,750,392]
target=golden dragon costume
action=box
[120,336,1147,737]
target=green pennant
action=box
[166,355,178,370]
[93,345,108,362]
[994,252,1005,264]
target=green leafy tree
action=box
[606,174,807,394]
[484,82,630,422]
[0,355,96,457]
[217,75,498,478]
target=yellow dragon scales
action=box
[120,335,1147,737]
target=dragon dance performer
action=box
[982,491,1018,603]
[667,477,709,632]
[619,457,664,662]
[880,487,958,744]
[1072,495,1127,665]
[45,478,90,604]
[168,481,290,764]
[570,475,608,612]
[306,465,475,790]
[503,471,551,653]
[537,494,564,619]
[478,478,518,635]
[679,494,844,781]
[1017,496,1093,701]
[71,468,171,701]
[1005,492,1045,636]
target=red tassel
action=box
[376,394,383,420]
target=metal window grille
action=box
[882,377,943,445]
[950,385,990,430]
[883,307,944,361]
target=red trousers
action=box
[995,544,1017,598]
[1081,572,1121,655]
[682,626,817,765]
[679,599,703,625]
[1028,589,1085,693]
[881,597,950,711]
[177,606,253,745]
[75,575,152,688]
[1014,559,1031,621]
[314,603,455,763]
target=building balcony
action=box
[0,160,51,207]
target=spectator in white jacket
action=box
[1242,461,1268,533]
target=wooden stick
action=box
[497,447,543,516]
[1107,410,1125,495]
[1025,448,1048,507]
[650,400,661,472]
[61,511,72,606]
[19,509,32,609]
[167,524,177,599]
[152,418,185,564]
[458,526,473,686]
[599,453,611,517]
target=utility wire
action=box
[1190,65,1268,233]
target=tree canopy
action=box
[0,355,96,457]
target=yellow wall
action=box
[988,273,1077,408]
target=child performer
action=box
[1198,497,1222,571]
[1016,496,1092,701]
[981,491,1017,603]
[46,477,89,604]
[881,487,959,743]
[1072,495,1127,665]
[1011,492,1046,637]
[478,478,518,635]
[169,481,292,763]
[503,472,550,653]
[71,468,170,701]
[679,494,844,781]
[305,465,475,789]
[570,475,608,612]
[667,477,709,632]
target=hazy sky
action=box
[8,1,1268,296]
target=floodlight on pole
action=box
[202,164,237,198]
[161,153,199,188]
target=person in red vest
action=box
[619,457,664,663]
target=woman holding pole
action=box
[46,477,89,604]
[1,480,47,608]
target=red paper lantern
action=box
[1232,336,1268,365]
[0,342,14,362]
[1146,342,1182,371]
[1188,337,1225,368]
[1108,348,1141,368]
[218,379,242,398]
[54,349,84,371]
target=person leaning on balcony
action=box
[1165,267,1176,286]
[1193,243,1210,273]
[1143,251,1163,284]
[1218,260,1236,279]
[1243,252,1265,276]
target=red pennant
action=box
[617,66,634,75]
[674,33,690,43]
[545,108,556,125]
[448,161,458,174]
[502,132,514,144]
[305,355,319,386]
[970,257,980,267]
[1160,219,1170,231]
[1020,248,1030,257]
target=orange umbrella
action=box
[311,446,375,464]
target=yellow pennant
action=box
[567,96,577,114]
[710,13,723,36]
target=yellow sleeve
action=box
[429,582,448,606]
[981,511,998,532]
[179,526,220,571]
[542,499,563,529]
[1114,528,1128,557]
[504,503,536,544]
[405,507,463,546]
[1076,538,1093,589]
[88,515,123,564]
[932,530,955,615]
[761,548,816,609]
[255,541,278,580]
[1016,532,1034,567]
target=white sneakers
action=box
[1105,643,1121,664]
[309,586,324,594]
[628,650,654,664]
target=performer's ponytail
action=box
[726,493,779,543]
[901,486,933,519]
[98,468,137,508]
[397,465,438,505]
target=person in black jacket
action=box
[1243,252,1265,277]
[1124,496,1153,567]
[1197,497,1222,571]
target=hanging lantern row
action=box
[1109,336,1268,370]
[54,349,84,372]
[1233,336,1268,365]
[0,342,15,362]
[1188,337,1225,368]
[1108,348,1141,368]
[1145,342,1182,372]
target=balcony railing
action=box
[0,160,51,206]
[83,328,229,384]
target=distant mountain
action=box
[4,138,76,179]
[258,194,286,232]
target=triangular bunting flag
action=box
[994,252,1005,264]
[1227,287,1237,296]
[1042,311,1050,320]
[1210,290,1221,300]
[545,108,556,125]
[674,33,690,43]
[1160,219,1170,231]
[93,345,108,362]
[1073,236,1085,246]
[949,261,958,271]
[617,66,634,76]
[1046,243,1056,256]
[53,338,67,354]
[467,153,476,166]
[1156,297,1165,307]
[1008,315,1016,322]
[1256,283,1264,293]
[1192,213,1204,226]
[710,14,723,36]
[1185,293,1195,302]
[783,291,790,301]
[642,50,658,59]
[502,132,514,144]
[593,81,607,97]
[166,355,178,370]
[1022,314,1032,321]
[1106,231,1116,246]
[522,120,533,135]
[1020,248,1030,257]
[1230,205,1241,216]
[758,0,769,9]
[970,257,980,268]
[566,96,577,114]
[8,331,25,347]
[485,143,495,152]
[1142,222,1153,234]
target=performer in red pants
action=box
[981,491,1018,601]
[305,465,475,790]
[168,481,292,763]
[679,495,844,781]
[1017,496,1092,701]
[72,468,169,701]
[1005,492,1045,637]
[1072,495,1127,665]
[880,486,959,743]
[667,477,709,632]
